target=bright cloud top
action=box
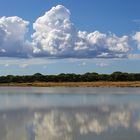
[0,5,132,58]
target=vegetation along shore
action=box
[0,72,140,87]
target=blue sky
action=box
[0,0,140,75]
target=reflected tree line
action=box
[0,72,140,83]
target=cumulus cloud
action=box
[0,16,32,57]
[32,5,77,57]
[32,5,130,58]
[0,5,131,58]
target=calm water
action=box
[0,87,140,140]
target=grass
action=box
[0,81,140,87]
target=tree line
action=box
[0,72,140,83]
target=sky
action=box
[0,0,140,75]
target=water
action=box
[0,87,140,140]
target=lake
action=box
[0,87,140,140]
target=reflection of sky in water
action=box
[0,87,140,140]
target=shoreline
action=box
[0,81,140,87]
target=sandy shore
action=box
[0,81,140,87]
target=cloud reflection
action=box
[28,105,138,140]
[1,104,140,140]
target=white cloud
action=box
[19,64,29,68]
[31,5,130,59]
[0,5,131,59]
[78,62,87,67]
[133,32,140,49]
[32,5,77,57]
[96,62,109,67]
[0,16,32,57]
[76,31,129,58]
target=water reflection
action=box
[0,87,140,140]
[30,106,139,140]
